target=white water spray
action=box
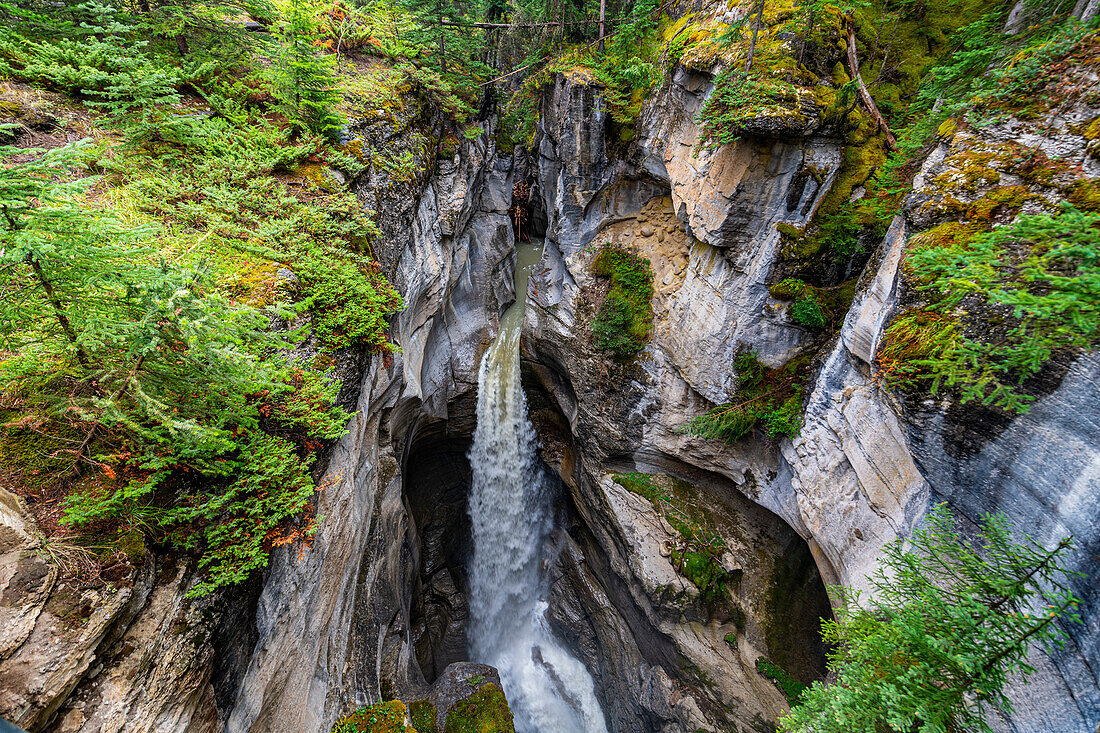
[467,239,609,733]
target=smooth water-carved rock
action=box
[226,128,518,733]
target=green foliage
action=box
[769,277,807,300]
[680,350,807,442]
[852,6,1090,243]
[396,0,490,115]
[612,473,732,607]
[673,539,731,607]
[274,0,346,139]
[0,4,218,150]
[781,505,1081,733]
[0,140,355,596]
[0,0,406,599]
[333,700,413,733]
[880,205,1100,412]
[790,296,825,330]
[594,0,662,131]
[500,0,663,146]
[756,657,808,705]
[442,683,515,733]
[698,65,809,148]
[814,209,868,261]
[119,114,402,352]
[903,15,1089,151]
[590,242,654,358]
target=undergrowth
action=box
[0,0,413,596]
[590,242,654,358]
[878,205,1100,412]
[680,350,811,443]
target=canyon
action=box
[1,11,1099,733]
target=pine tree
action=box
[273,0,345,140]
[399,0,489,77]
[781,505,1082,733]
[0,138,348,594]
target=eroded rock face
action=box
[4,47,1097,733]
[640,65,834,254]
[523,64,1100,733]
[224,127,517,733]
[0,487,222,733]
[773,89,1100,733]
[521,68,843,732]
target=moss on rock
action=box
[409,700,438,733]
[442,683,515,733]
[1066,178,1100,212]
[332,700,413,733]
[768,277,808,300]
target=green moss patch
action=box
[590,243,655,359]
[755,657,808,705]
[442,683,515,733]
[1067,178,1100,213]
[332,701,413,733]
[409,700,438,733]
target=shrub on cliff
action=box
[878,204,1100,413]
[781,505,1081,733]
[679,350,809,442]
[791,295,826,330]
[590,242,654,358]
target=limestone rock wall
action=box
[0,484,222,733]
[3,38,1098,733]
[522,66,844,732]
[224,129,517,733]
[523,59,1100,733]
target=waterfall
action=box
[467,239,609,733]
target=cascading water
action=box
[467,239,609,733]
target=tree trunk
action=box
[25,255,94,371]
[745,0,766,73]
[845,22,896,150]
[598,0,606,53]
[438,1,446,73]
[798,7,815,67]
[1072,0,1099,23]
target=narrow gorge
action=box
[0,1,1098,732]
